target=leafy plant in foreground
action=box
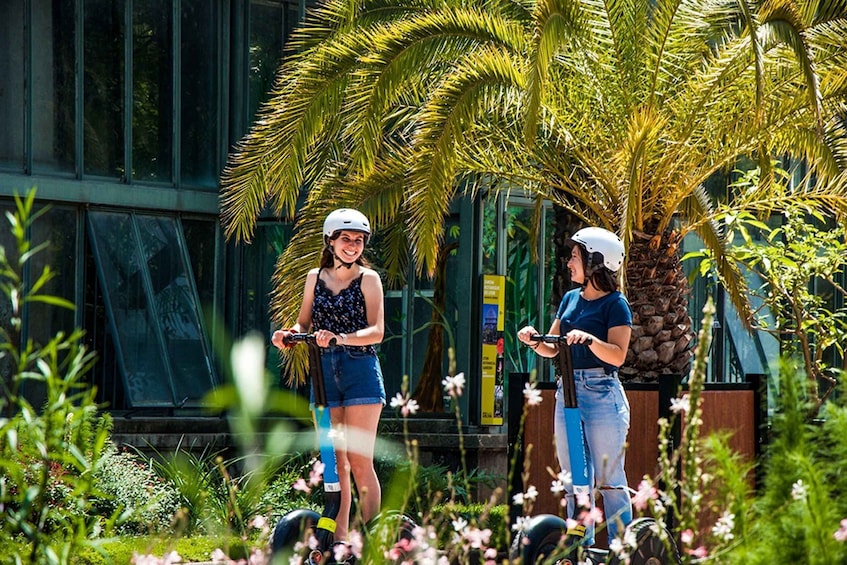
[0,190,113,564]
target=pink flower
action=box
[293,478,311,493]
[632,479,658,511]
[680,529,695,546]
[834,518,847,542]
[308,461,325,486]
[686,546,708,558]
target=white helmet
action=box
[323,209,371,239]
[570,227,625,272]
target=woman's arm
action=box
[271,269,317,349]
[568,324,630,367]
[517,319,561,358]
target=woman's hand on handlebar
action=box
[517,326,539,347]
[313,329,341,348]
[564,329,594,346]
[272,329,297,350]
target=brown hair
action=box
[577,244,619,293]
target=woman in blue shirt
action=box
[518,226,633,546]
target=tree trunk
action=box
[412,241,460,411]
[623,227,694,380]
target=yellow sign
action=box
[480,275,505,425]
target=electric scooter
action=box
[270,333,416,564]
[511,334,680,565]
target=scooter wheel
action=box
[271,508,321,556]
[616,517,681,565]
[510,514,569,564]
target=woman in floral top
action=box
[272,208,385,541]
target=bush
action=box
[90,445,181,535]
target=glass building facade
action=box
[0,0,481,418]
[0,0,314,410]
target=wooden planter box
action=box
[509,374,765,543]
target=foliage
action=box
[719,363,847,564]
[89,444,180,535]
[0,191,114,563]
[429,502,510,552]
[219,0,847,381]
[689,170,847,408]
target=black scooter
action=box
[270,334,416,564]
[511,334,680,565]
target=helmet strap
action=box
[327,240,356,269]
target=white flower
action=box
[791,479,808,501]
[390,393,406,409]
[669,394,690,414]
[711,511,735,541]
[390,393,420,416]
[511,515,530,532]
[513,486,534,506]
[523,382,542,406]
[442,372,466,397]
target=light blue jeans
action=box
[554,368,632,545]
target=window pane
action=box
[182,218,218,311]
[136,215,216,403]
[25,206,78,407]
[28,206,78,345]
[505,205,541,377]
[132,0,173,183]
[0,1,25,171]
[88,211,174,406]
[84,0,125,177]
[180,1,219,188]
[249,2,284,120]
[32,0,76,175]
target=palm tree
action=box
[220,0,847,382]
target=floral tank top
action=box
[311,270,375,355]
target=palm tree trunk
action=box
[623,228,694,380]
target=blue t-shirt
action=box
[555,288,632,372]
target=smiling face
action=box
[567,245,585,284]
[331,230,367,263]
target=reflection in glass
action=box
[504,203,555,380]
[181,1,219,188]
[249,1,285,120]
[0,2,24,170]
[182,218,218,311]
[32,0,76,174]
[84,0,126,177]
[136,215,215,404]
[133,0,173,183]
[89,211,173,406]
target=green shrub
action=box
[90,445,181,535]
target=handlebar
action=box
[283,332,337,347]
[529,334,593,345]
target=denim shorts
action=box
[314,347,386,407]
